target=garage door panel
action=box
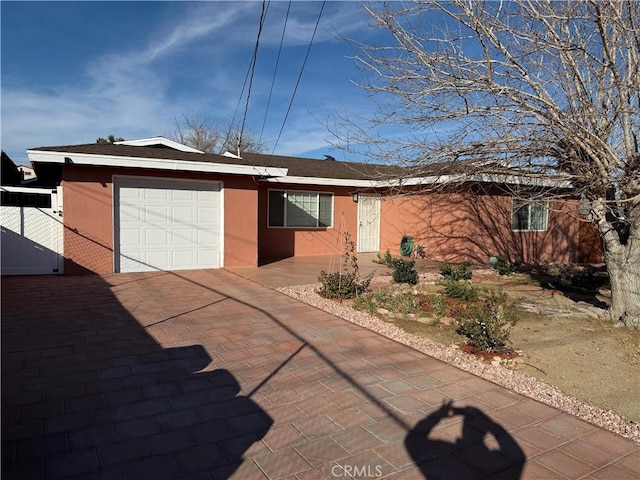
[144,205,168,223]
[116,178,222,273]
[197,230,217,245]
[171,189,195,201]
[145,188,169,201]
[172,250,195,268]
[197,206,217,222]
[146,228,168,246]
[172,229,195,245]
[120,228,141,246]
[172,206,194,225]
[120,187,141,200]
[146,251,169,269]
[198,250,216,265]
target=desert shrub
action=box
[391,258,419,284]
[493,255,517,276]
[318,271,370,299]
[432,295,448,319]
[439,279,479,302]
[440,262,473,281]
[374,249,394,267]
[319,231,371,299]
[389,291,421,314]
[455,289,518,353]
[353,288,419,315]
[353,293,378,313]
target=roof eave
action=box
[260,176,376,187]
[26,150,288,178]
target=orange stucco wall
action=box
[61,165,259,274]
[258,185,358,263]
[380,188,581,264]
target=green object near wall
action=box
[400,236,413,256]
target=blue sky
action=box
[1,1,385,165]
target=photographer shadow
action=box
[405,401,525,479]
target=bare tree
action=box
[171,114,267,155]
[334,0,639,327]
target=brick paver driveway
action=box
[2,270,639,479]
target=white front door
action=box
[357,194,381,252]
[114,177,222,273]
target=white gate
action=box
[1,186,64,275]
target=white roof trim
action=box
[262,176,377,187]
[115,137,204,153]
[263,173,571,189]
[27,150,288,177]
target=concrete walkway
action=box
[2,269,639,479]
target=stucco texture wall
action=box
[380,188,581,264]
[61,166,259,274]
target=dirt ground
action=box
[372,268,640,423]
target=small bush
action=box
[455,289,517,353]
[432,295,448,319]
[374,249,394,267]
[493,255,517,276]
[318,271,370,299]
[391,258,419,284]
[389,291,421,314]
[353,293,378,314]
[439,279,479,302]
[440,262,473,281]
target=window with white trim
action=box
[268,190,333,228]
[511,198,548,231]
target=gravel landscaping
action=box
[278,274,640,444]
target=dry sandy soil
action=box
[388,271,640,423]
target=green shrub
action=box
[318,271,370,299]
[391,258,419,284]
[439,279,479,302]
[493,255,517,276]
[440,262,473,281]
[389,291,421,314]
[374,249,394,267]
[455,289,518,353]
[432,295,448,319]
[353,293,378,313]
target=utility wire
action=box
[239,0,270,153]
[259,0,292,145]
[272,1,326,154]
[227,0,269,152]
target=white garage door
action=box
[115,177,222,273]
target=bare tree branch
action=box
[332,0,640,326]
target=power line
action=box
[227,0,270,152]
[259,0,292,145]
[239,0,270,153]
[272,1,326,154]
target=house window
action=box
[268,190,333,228]
[511,198,548,231]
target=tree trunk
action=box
[603,233,640,328]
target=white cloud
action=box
[1,1,376,163]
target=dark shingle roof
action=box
[29,143,405,180]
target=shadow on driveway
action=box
[2,269,534,479]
